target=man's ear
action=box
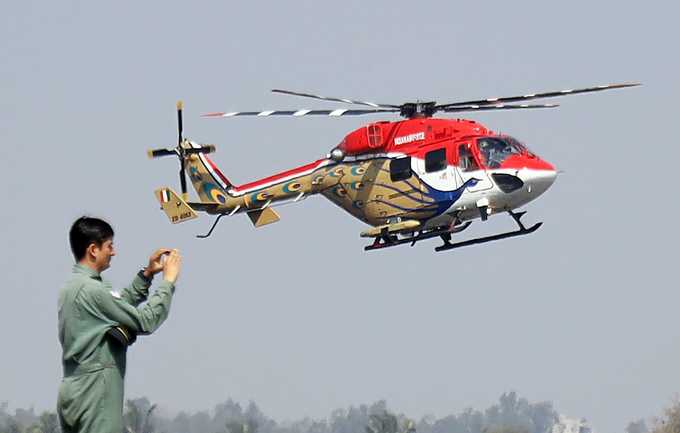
[85,242,99,260]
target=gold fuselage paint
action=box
[186,152,437,227]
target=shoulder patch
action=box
[110,290,121,299]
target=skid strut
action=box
[364,221,472,251]
[434,210,542,252]
[363,211,542,252]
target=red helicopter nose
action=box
[529,156,556,172]
[505,152,556,172]
[514,156,558,199]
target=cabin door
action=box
[455,142,493,192]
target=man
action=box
[57,216,182,433]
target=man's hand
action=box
[143,248,173,279]
[163,249,182,284]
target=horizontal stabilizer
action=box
[247,208,280,228]
[155,187,198,224]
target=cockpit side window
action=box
[477,137,523,168]
[458,144,479,172]
[390,157,412,182]
[425,148,447,173]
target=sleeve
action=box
[119,272,151,307]
[87,280,176,335]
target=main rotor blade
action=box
[271,89,400,109]
[441,103,560,113]
[438,82,640,108]
[202,108,400,118]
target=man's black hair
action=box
[69,216,114,261]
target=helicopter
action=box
[148,83,639,251]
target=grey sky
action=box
[1,1,678,431]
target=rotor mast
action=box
[400,102,437,119]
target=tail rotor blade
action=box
[147,148,176,159]
[151,100,197,202]
[179,162,188,199]
[185,144,217,155]
[175,100,189,200]
[177,100,184,145]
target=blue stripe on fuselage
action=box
[420,177,479,216]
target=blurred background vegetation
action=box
[0,392,666,433]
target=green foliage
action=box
[4,418,21,433]
[482,426,529,433]
[0,392,558,433]
[222,402,260,433]
[22,412,60,433]
[125,397,157,433]
[39,412,59,433]
[420,392,556,433]
[366,412,399,433]
[651,400,680,433]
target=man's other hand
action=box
[163,249,182,284]
[144,248,172,278]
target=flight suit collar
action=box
[73,263,102,281]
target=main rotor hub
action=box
[400,102,437,119]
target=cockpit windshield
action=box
[477,136,526,168]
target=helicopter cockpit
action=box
[476,136,528,169]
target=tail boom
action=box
[185,149,340,210]
[180,144,351,228]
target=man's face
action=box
[91,238,116,272]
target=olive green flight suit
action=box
[57,264,175,433]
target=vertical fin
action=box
[183,141,232,203]
[155,187,198,224]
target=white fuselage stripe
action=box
[189,141,230,190]
[229,159,333,196]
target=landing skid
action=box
[435,211,541,252]
[364,211,542,252]
[364,221,471,251]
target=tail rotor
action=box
[148,100,216,201]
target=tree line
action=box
[0,392,666,433]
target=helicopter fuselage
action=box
[186,117,557,231]
[153,83,638,245]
